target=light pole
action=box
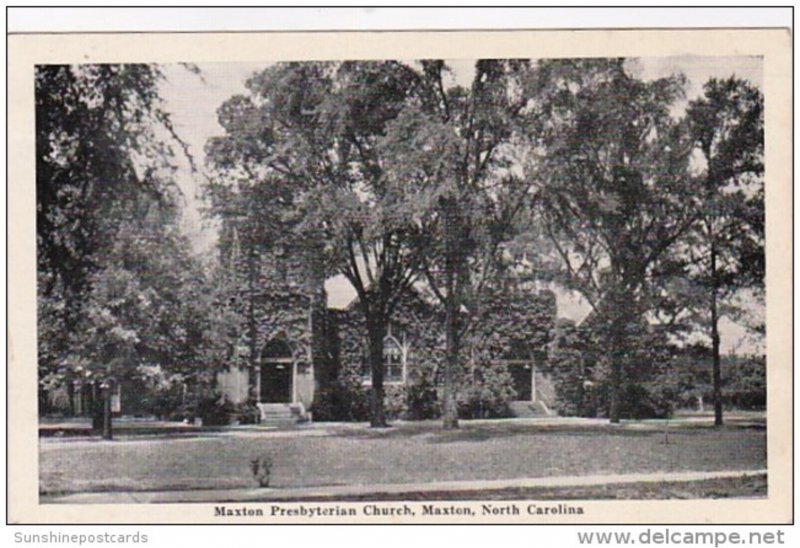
[582,379,595,417]
[100,379,113,440]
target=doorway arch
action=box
[260,339,294,403]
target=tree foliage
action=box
[681,77,764,425]
[206,60,546,428]
[380,60,540,428]
[36,64,227,399]
[684,77,764,302]
[532,59,699,422]
[206,61,432,426]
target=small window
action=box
[360,350,370,380]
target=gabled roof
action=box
[325,275,358,311]
[324,275,441,312]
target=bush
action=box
[250,455,273,487]
[591,380,673,420]
[140,383,185,420]
[620,383,673,419]
[457,363,515,419]
[548,317,680,419]
[549,348,593,417]
[229,401,260,425]
[546,319,598,417]
[310,378,370,422]
[405,377,441,420]
[383,385,407,421]
[312,376,446,422]
[724,389,765,410]
[185,392,234,426]
[723,355,766,410]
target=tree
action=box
[205,114,297,387]
[379,60,538,428]
[534,59,698,423]
[35,64,219,432]
[73,222,226,378]
[208,60,539,429]
[206,61,430,427]
[684,77,764,426]
[36,64,185,374]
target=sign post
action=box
[100,379,113,440]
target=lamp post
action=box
[71,379,81,416]
[582,379,595,417]
[100,379,113,440]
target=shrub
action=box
[310,378,370,422]
[620,383,673,419]
[591,378,673,419]
[250,455,273,487]
[383,384,407,421]
[549,348,592,417]
[312,376,446,422]
[457,363,515,419]
[230,401,260,425]
[140,383,186,420]
[185,392,234,426]
[547,319,599,417]
[723,354,766,410]
[405,377,441,420]
[724,389,765,410]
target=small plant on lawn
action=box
[250,455,273,487]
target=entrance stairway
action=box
[509,400,554,418]
[256,403,309,426]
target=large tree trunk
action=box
[608,358,623,424]
[366,316,388,428]
[440,195,461,430]
[247,242,258,400]
[710,243,723,427]
[607,322,624,424]
[606,283,628,424]
[441,288,461,429]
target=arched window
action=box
[383,336,404,383]
[359,334,407,384]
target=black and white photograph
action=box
[7,23,792,525]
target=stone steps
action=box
[256,403,309,425]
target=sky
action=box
[157,56,764,354]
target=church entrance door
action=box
[260,340,293,403]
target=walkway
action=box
[42,468,766,504]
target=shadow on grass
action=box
[325,419,765,445]
[329,421,660,443]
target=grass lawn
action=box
[39,419,766,497]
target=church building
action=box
[215,225,559,422]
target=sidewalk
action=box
[42,468,767,504]
[39,412,766,442]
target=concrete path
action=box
[39,413,765,445]
[42,468,766,504]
